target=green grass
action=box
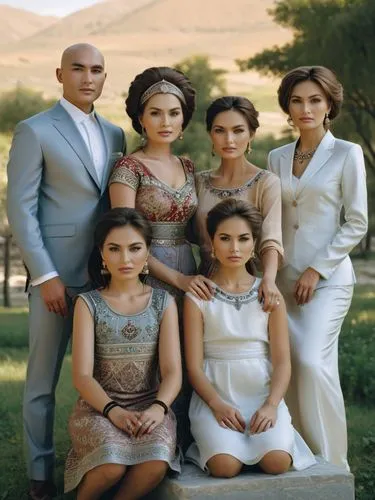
[0,286,374,499]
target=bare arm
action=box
[135,297,182,436]
[249,297,291,434]
[258,247,281,312]
[184,295,245,432]
[110,181,214,299]
[257,173,284,312]
[155,298,182,405]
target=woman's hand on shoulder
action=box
[258,277,281,313]
[178,273,215,301]
[249,402,277,434]
[135,404,166,437]
[209,397,246,433]
[107,406,141,436]
[294,267,320,305]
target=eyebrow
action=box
[213,124,246,130]
[71,62,104,70]
[291,93,322,98]
[106,241,144,246]
[218,232,251,237]
[148,106,181,111]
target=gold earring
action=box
[141,261,149,275]
[101,261,110,276]
[179,130,184,140]
[211,248,216,259]
[287,116,294,126]
[324,113,330,126]
[246,142,252,155]
[211,145,215,157]
[141,126,147,146]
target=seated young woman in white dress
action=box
[184,198,316,477]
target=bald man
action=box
[7,44,126,499]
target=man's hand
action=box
[39,277,68,317]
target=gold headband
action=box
[140,79,186,106]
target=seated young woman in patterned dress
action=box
[64,208,182,500]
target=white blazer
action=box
[268,130,368,287]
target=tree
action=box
[237,0,375,250]
[173,55,228,170]
[0,86,56,306]
[0,84,56,133]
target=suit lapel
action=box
[96,114,112,195]
[50,103,101,189]
[296,130,335,196]
[280,140,298,201]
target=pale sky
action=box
[0,0,103,16]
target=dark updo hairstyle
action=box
[126,66,196,134]
[206,96,260,134]
[88,207,152,288]
[206,198,262,275]
[278,66,343,127]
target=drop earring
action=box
[179,130,184,140]
[211,145,215,157]
[141,260,149,275]
[323,113,330,126]
[246,142,252,155]
[101,261,110,276]
[141,126,147,146]
[287,116,294,126]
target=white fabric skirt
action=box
[186,346,316,472]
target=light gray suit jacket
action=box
[7,102,125,287]
[268,131,368,287]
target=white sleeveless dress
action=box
[185,278,316,472]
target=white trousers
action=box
[279,281,353,470]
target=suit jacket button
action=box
[292,200,297,207]
[294,224,299,230]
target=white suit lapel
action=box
[296,130,335,196]
[50,103,101,189]
[280,140,298,201]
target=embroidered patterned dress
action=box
[185,278,316,472]
[109,155,197,299]
[64,288,180,493]
[194,169,284,276]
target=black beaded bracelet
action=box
[153,399,168,415]
[102,401,120,418]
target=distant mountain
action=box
[0,5,56,45]
[0,0,291,122]
[23,0,155,41]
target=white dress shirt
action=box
[32,97,107,287]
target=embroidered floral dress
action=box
[64,288,180,493]
[109,155,197,299]
[194,169,284,276]
[185,278,316,472]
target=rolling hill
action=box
[0,0,291,133]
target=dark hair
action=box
[206,96,260,134]
[126,66,196,134]
[88,207,152,288]
[206,198,262,274]
[278,66,343,125]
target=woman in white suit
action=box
[268,66,368,470]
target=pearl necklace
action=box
[293,147,316,164]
